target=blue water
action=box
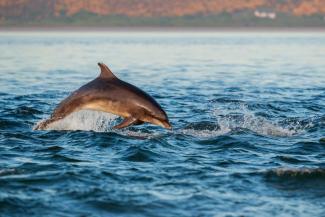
[0,31,325,217]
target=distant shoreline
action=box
[0,26,325,32]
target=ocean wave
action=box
[0,168,17,177]
[263,168,325,192]
[267,168,325,178]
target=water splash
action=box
[178,103,309,139]
[34,110,161,139]
[212,104,311,137]
[34,110,118,132]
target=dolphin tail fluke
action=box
[33,118,58,130]
[113,117,141,129]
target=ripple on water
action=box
[0,118,22,129]
[120,146,163,162]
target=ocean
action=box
[0,30,325,216]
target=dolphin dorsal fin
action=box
[98,62,117,79]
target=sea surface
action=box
[0,31,325,217]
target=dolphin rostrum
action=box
[34,63,171,130]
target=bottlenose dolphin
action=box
[34,63,171,130]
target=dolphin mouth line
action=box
[165,123,172,130]
[161,121,172,129]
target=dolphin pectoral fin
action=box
[113,117,138,129]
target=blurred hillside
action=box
[1,0,325,27]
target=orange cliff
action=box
[0,0,325,20]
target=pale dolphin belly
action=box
[81,99,133,118]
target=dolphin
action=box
[34,63,171,130]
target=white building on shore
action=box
[254,10,277,19]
